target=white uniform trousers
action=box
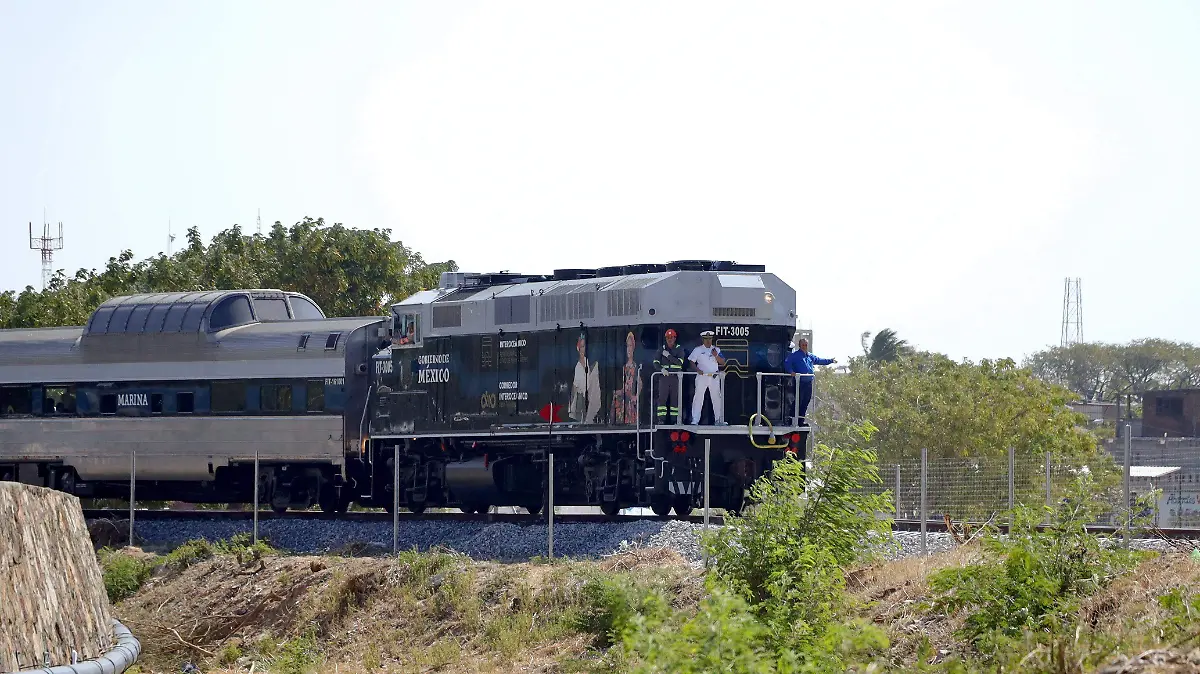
[691,373,723,424]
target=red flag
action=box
[539,402,563,423]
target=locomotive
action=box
[357,260,807,517]
[0,260,808,519]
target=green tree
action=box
[859,328,914,363]
[0,217,456,329]
[1024,339,1200,405]
[816,353,1114,519]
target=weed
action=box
[161,539,214,572]
[214,532,278,562]
[215,640,242,666]
[268,628,321,674]
[98,549,153,603]
[362,641,382,671]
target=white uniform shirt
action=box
[688,345,722,374]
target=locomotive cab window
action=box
[393,312,421,347]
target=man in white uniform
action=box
[688,330,727,425]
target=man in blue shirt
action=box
[782,338,836,425]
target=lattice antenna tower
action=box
[29,217,64,290]
[257,208,262,236]
[1060,277,1083,347]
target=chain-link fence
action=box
[855,437,1200,529]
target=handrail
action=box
[755,371,814,428]
[648,369,727,428]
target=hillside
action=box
[100,538,1200,674]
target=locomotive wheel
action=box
[650,496,672,519]
[599,499,622,518]
[460,503,485,514]
[271,504,289,514]
[673,495,693,518]
[318,485,350,514]
[407,503,427,514]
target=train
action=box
[0,260,809,518]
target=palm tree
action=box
[862,328,913,363]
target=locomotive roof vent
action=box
[439,271,471,289]
[665,260,766,272]
[463,272,549,288]
[552,268,597,281]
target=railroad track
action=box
[82,508,728,526]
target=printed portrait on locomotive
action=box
[376,321,794,434]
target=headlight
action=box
[764,292,774,304]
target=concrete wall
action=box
[0,483,113,671]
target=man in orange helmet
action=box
[653,328,686,423]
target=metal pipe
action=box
[253,448,260,545]
[393,446,400,554]
[1044,450,1052,521]
[793,374,801,427]
[920,447,927,554]
[677,371,683,425]
[755,372,762,421]
[128,452,135,548]
[19,619,141,674]
[703,439,711,567]
[548,452,555,559]
[1118,422,1128,549]
[895,463,901,519]
[1008,445,1015,516]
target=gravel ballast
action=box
[96,516,1199,566]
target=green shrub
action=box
[577,575,672,647]
[927,473,1148,657]
[702,422,894,657]
[606,422,893,672]
[99,549,153,603]
[162,539,215,572]
[214,532,278,562]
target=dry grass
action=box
[113,547,698,674]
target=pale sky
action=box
[2,1,1197,363]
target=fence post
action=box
[920,447,927,554]
[1008,446,1015,518]
[895,463,901,519]
[128,451,136,548]
[703,439,711,567]
[548,452,555,560]
[1044,450,1052,522]
[253,448,260,545]
[393,448,400,554]
[1123,425,1131,550]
